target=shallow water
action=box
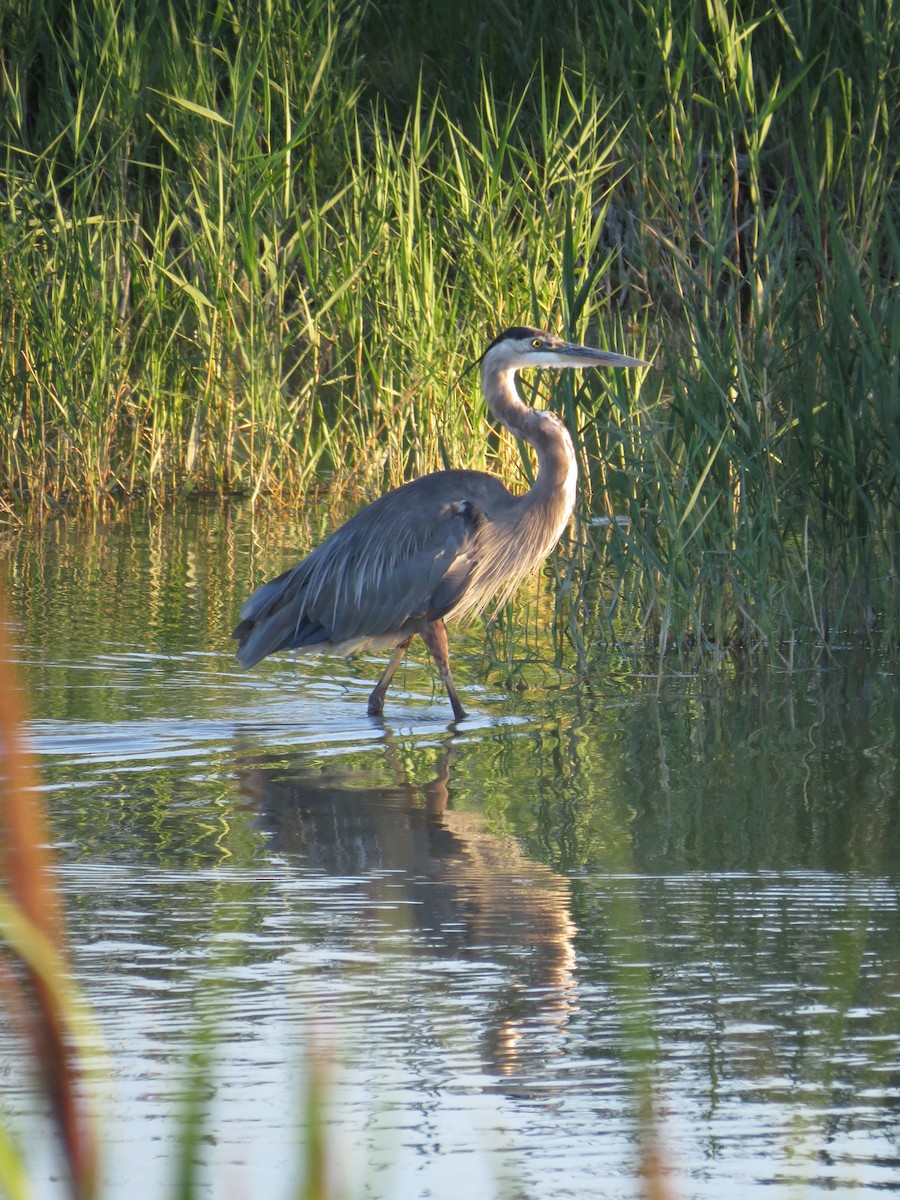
[2,502,899,1198]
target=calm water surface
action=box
[2,502,899,1198]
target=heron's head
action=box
[481,326,648,374]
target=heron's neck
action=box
[482,363,578,525]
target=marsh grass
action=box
[1,0,897,661]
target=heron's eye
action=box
[531,338,543,349]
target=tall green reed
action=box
[558,0,899,663]
[1,0,363,499]
[1,0,896,661]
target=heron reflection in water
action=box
[237,736,577,1079]
[233,327,646,718]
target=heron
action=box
[233,326,646,720]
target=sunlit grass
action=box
[1,0,897,663]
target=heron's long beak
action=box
[554,342,649,370]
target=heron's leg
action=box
[367,638,412,716]
[421,620,467,721]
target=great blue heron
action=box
[233,326,646,720]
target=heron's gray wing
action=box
[297,495,483,642]
[233,472,507,667]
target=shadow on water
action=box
[235,734,578,1082]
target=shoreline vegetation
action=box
[1,0,897,659]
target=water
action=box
[2,502,899,1198]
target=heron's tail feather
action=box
[232,566,328,667]
[233,610,329,668]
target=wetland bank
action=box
[1,0,899,1195]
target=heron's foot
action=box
[421,620,468,722]
[367,639,411,718]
